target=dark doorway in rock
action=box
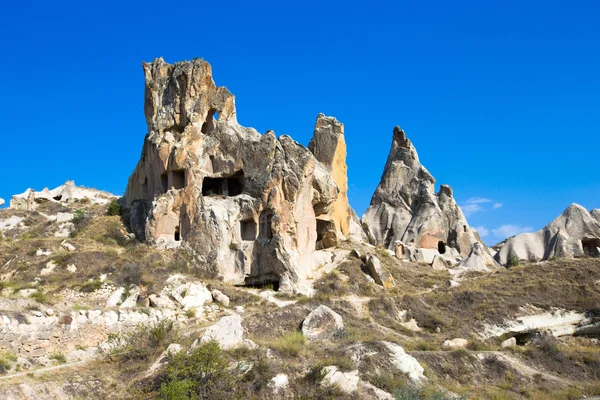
[161,173,168,193]
[174,226,181,241]
[438,241,446,254]
[242,277,280,291]
[316,219,337,249]
[202,171,245,197]
[463,225,468,233]
[227,171,244,196]
[384,228,395,248]
[240,219,256,241]
[53,195,62,201]
[260,211,273,239]
[172,170,186,190]
[201,109,218,134]
[582,238,600,257]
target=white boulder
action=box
[322,366,359,394]
[201,314,244,349]
[302,305,344,341]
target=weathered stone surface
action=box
[123,58,355,289]
[200,314,244,349]
[431,255,448,270]
[362,127,479,257]
[451,242,499,277]
[301,305,343,340]
[321,366,359,394]
[365,255,395,288]
[495,203,600,265]
[0,198,5,207]
[358,380,393,399]
[268,373,289,394]
[501,337,516,348]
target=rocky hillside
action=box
[0,185,598,399]
[0,58,599,400]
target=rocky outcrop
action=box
[0,198,4,207]
[308,114,351,244]
[10,181,115,211]
[362,127,478,257]
[495,204,600,265]
[124,58,353,290]
[200,314,244,349]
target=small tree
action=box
[508,253,520,268]
[107,200,121,216]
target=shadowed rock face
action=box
[124,58,351,290]
[495,204,600,265]
[362,127,477,256]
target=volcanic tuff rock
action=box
[495,203,600,265]
[124,58,353,290]
[362,127,478,256]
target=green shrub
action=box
[159,341,233,400]
[113,319,177,363]
[29,290,51,304]
[107,200,121,216]
[267,331,306,356]
[70,210,90,237]
[507,253,520,268]
[50,352,67,364]
[80,280,103,293]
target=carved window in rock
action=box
[582,238,600,257]
[172,170,186,190]
[260,211,274,239]
[438,241,446,254]
[202,171,244,197]
[240,219,257,241]
[174,225,181,242]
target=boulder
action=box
[358,380,393,399]
[451,242,499,276]
[211,289,230,307]
[302,305,344,340]
[362,127,479,257]
[495,204,600,265]
[382,341,426,383]
[321,366,359,394]
[365,255,395,288]
[442,338,468,348]
[61,241,76,252]
[106,287,125,308]
[200,314,244,349]
[268,373,289,394]
[431,255,448,270]
[119,285,140,309]
[501,337,516,348]
[122,57,359,290]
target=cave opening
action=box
[202,171,245,197]
[201,109,219,134]
[172,169,186,190]
[161,173,168,193]
[174,225,181,242]
[438,241,446,254]
[582,238,600,257]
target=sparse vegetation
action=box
[49,352,67,364]
[106,200,121,216]
[264,331,306,356]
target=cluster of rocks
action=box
[495,203,600,265]
[9,180,115,211]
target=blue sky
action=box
[1,1,599,244]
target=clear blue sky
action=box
[1,1,599,244]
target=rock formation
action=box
[10,181,115,211]
[124,58,353,290]
[495,203,600,265]
[362,127,478,256]
[0,198,4,207]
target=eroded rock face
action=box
[362,127,478,256]
[124,58,352,289]
[495,204,600,265]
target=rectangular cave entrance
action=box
[582,238,600,257]
[172,169,186,190]
[202,171,244,197]
[240,219,256,241]
[316,219,336,249]
[161,173,168,193]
